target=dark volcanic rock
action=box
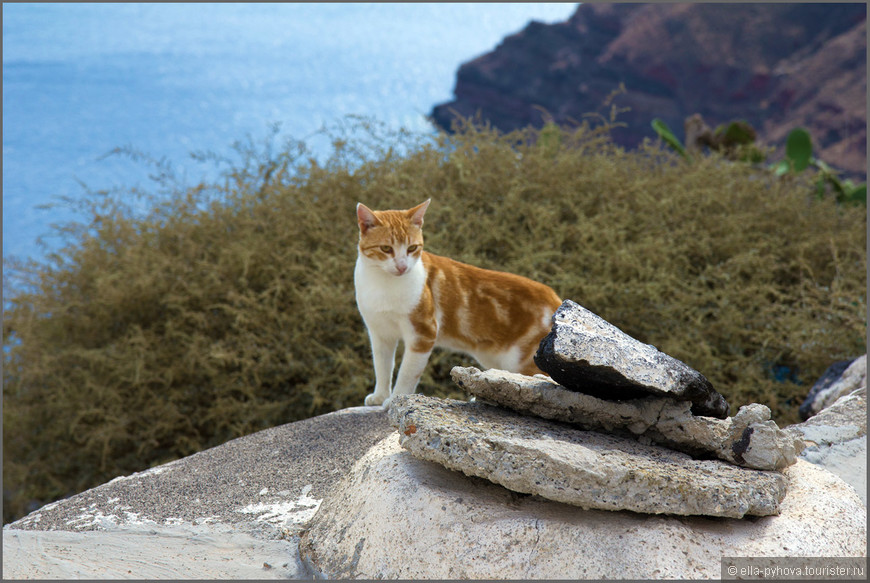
[534,299,729,419]
[431,3,866,177]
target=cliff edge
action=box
[431,3,866,176]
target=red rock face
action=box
[431,3,866,177]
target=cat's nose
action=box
[395,264,408,275]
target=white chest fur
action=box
[354,253,426,317]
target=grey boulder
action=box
[534,299,729,418]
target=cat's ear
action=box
[408,199,431,228]
[357,203,379,234]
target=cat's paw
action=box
[364,392,387,407]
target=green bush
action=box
[3,117,865,524]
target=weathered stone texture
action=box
[799,355,867,420]
[300,433,866,580]
[534,299,729,418]
[786,386,867,504]
[388,394,786,518]
[788,386,867,447]
[452,366,802,470]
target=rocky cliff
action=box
[431,3,866,176]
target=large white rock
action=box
[300,434,866,580]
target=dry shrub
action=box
[3,118,865,523]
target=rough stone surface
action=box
[788,386,867,447]
[452,366,802,470]
[387,394,786,518]
[3,525,304,580]
[786,387,867,504]
[3,406,394,579]
[7,406,393,535]
[799,354,867,420]
[534,299,730,418]
[722,404,801,471]
[300,433,866,580]
[799,435,866,507]
[799,358,857,419]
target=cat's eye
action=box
[407,245,420,253]
[380,245,393,254]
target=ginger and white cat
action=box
[354,199,561,407]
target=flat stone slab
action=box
[534,299,729,418]
[388,395,786,518]
[452,366,802,470]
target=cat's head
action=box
[356,199,430,276]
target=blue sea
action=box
[2,2,579,265]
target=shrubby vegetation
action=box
[3,117,865,523]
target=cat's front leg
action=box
[364,332,398,406]
[382,348,432,409]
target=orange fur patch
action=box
[357,200,561,377]
[417,251,561,375]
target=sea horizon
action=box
[3,2,580,265]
